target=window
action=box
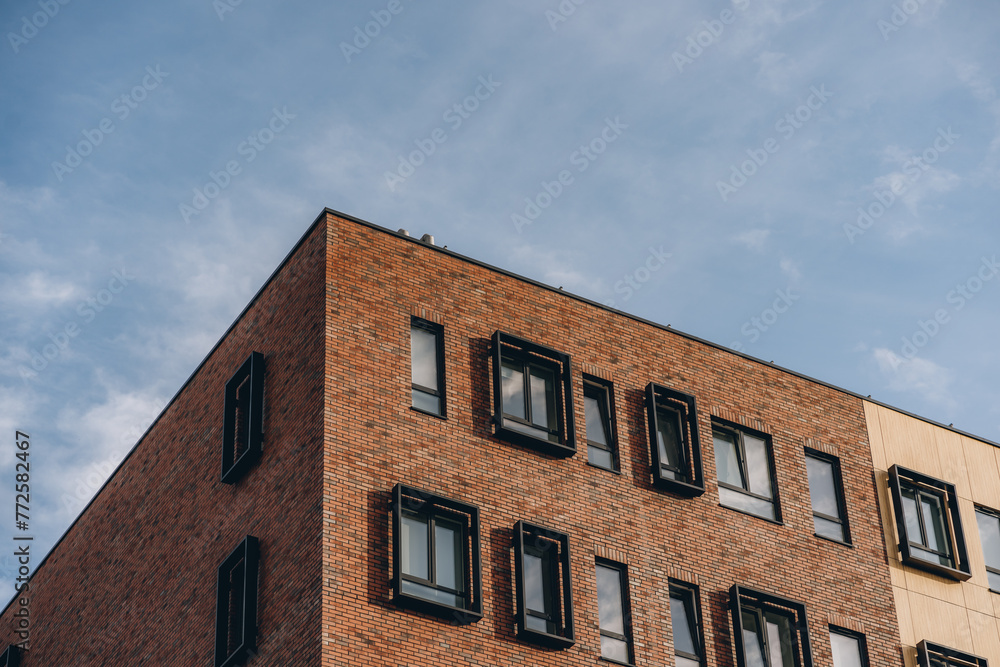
[730,585,813,667]
[975,506,1000,591]
[805,450,851,544]
[714,422,779,521]
[513,521,575,648]
[917,640,988,667]
[888,465,971,581]
[391,483,482,622]
[595,560,633,665]
[669,581,704,667]
[491,331,575,456]
[584,378,617,471]
[410,318,445,416]
[646,383,704,495]
[215,535,260,667]
[829,627,868,667]
[0,645,21,667]
[221,351,264,484]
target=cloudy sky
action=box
[1,0,999,601]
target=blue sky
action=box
[1,0,999,602]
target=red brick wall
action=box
[321,211,901,667]
[0,220,327,665]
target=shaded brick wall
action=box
[322,211,901,667]
[0,220,327,665]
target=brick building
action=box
[0,209,996,666]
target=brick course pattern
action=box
[320,212,902,667]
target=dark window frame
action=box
[391,483,483,623]
[491,331,575,457]
[888,465,971,581]
[0,645,21,667]
[583,376,618,472]
[215,535,260,667]
[646,383,704,496]
[917,640,988,667]
[513,521,575,648]
[595,558,634,666]
[713,420,782,522]
[410,317,446,418]
[669,580,705,667]
[730,584,813,667]
[974,505,1000,592]
[804,449,852,545]
[221,351,264,484]
[829,626,869,667]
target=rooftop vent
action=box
[398,229,410,237]
[420,233,435,246]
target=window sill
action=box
[718,502,783,526]
[495,422,575,458]
[653,475,705,498]
[516,627,575,649]
[392,590,482,624]
[899,554,972,582]
[813,533,853,548]
[410,405,447,420]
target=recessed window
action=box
[391,484,482,622]
[595,560,633,665]
[410,318,445,416]
[829,627,868,667]
[714,422,779,521]
[491,331,575,457]
[513,521,574,648]
[584,377,617,471]
[0,645,21,667]
[805,450,851,544]
[888,465,971,581]
[222,351,265,484]
[731,585,812,667]
[669,581,704,667]
[215,535,260,667]
[975,506,1000,591]
[917,640,988,667]
[646,384,704,495]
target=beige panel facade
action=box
[865,400,1000,666]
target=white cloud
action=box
[779,258,802,283]
[734,229,771,251]
[873,347,957,410]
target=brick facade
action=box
[2,209,907,665]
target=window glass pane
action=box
[830,632,863,667]
[744,434,773,498]
[714,431,743,488]
[412,390,440,414]
[529,367,556,429]
[741,610,768,667]
[601,636,629,663]
[401,514,429,580]
[814,515,845,542]
[901,486,922,539]
[501,360,525,419]
[657,407,684,476]
[401,579,462,608]
[670,592,698,656]
[585,394,608,445]
[434,521,461,592]
[676,657,701,667]
[765,613,795,667]
[525,614,549,633]
[976,510,1000,574]
[806,456,840,518]
[920,494,949,556]
[588,444,615,470]
[720,486,775,520]
[989,571,1000,591]
[523,553,547,614]
[410,326,438,390]
[596,565,625,635]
